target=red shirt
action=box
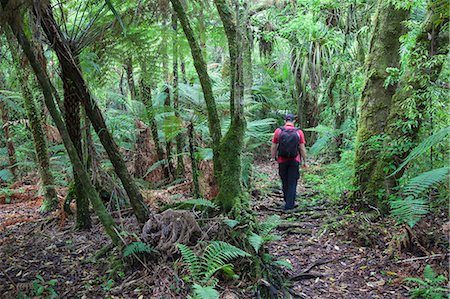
[272,123,306,163]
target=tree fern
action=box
[391,167,449,227]
[123,242,156,257]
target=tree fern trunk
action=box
[4,12,121,245]
[62,59,91,229]
[36,3,150,224]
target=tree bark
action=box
[6,32,58,212]
[0,101,17,179]
[172,13,185,179]
[188,121,200,198]
[373,1,448,195]
[3,10,120,245]
[170,0,223,177]
[352,0,409,212]
[62,56,91,229]
[125,57,137,102]
[214,0,246,212]
[36,3,150,224]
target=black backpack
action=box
[277,127,299,158]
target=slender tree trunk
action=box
[125,57,137,102]
[3,10,121,244]
[170,0,223,177]
[139,70,170,180]
[6,33,58,212]
[172,13,185,178]
[352,0,409,212]
[36,3,150,224]
[163,86,175,180]
[0,101,17,179]
[214,0,246,212]
[188,121,200,198]
[62,56,91,229]
[180,58,187,84]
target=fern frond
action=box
[123,242,155,257]
[260,215,282,235]
[177,244,202,282]
[403,167,449,198]
[202,241,250,281]
[192,284,219,299]
[172,199,218,210]
[391,197,429,228]
[248,233,264,253]
[392,126,449,176]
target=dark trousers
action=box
[278,160,300,210]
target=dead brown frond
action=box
[141,209,201,255]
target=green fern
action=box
[123,242,155,258]
[404,265,449,298]
[391,167,449,227]
[178,244,201,282]
[177,241,250,286]
[403,167,449,198]
[192,284,220,299]
[392,126,449,176]
[168,199,218,211]
[248,233,264,253]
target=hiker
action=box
[270,114,308,210]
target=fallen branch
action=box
[291,271,326,281]
[396,253,449,264]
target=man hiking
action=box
[271,114,308,210]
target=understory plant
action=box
[404,265,449,299]
[177,241,250,299]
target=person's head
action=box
[284,113,296,124]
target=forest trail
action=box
[252,162,413,299]
[0,161,446,298]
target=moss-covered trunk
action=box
[3,10,121,245]
[352,0,409,212]
[214,0,246,212]
[172,13,185,179]
[188,122,200,198]
[373,1,449,194]
[61,60,91,229]
[124,57,137,102]
[37,3,150,224]
[0,99,17,179]
[7,33,58,212]
[170,0,223,178]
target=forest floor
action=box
[0,161,448,298]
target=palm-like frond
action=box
[391,167,449,227]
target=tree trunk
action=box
[170,0,223,178]
[214,0,246,212]
[180,58,187,84]
[352,0,409,212]
[188,121,200,198]
[139,79,170,182]
[3,10,121,245]
[373,1,448,194]
[125,57,137,102]
[172,13,185,179]
[61,56,91,229]
[6,32,58,212]
[163,85,175,179]
[0,100,17,179]
[36,3,150,224]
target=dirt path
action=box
[252,163,446,299]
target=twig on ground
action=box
[396,253,449,264]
